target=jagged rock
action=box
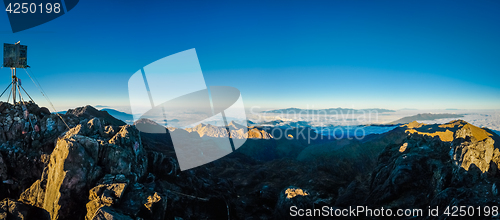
[91,207,133,220]
[147,152,178,180]
[38,107,51,118]
[85,183,128,220]
[451,122,500,173]
[117,183,167,220]
[186,124,229,138]
[0,103,167,220]
[0,156,7,182]
[89,183,127,204]
[18,178,46,208]
[335,120,500,219]
[103,125,118,139]
[39,134,102,220]
[274,186,313,219]
[452,136,498,172]
[0,198,50,220]
[103,125,147,179]
[0,146,50,200]
[362,134,452,207]
[96,174,130,185]
[246,127,273,139]
[185,123,273,140]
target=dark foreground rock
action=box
[20,119,148,220]
[0,198,50,220]
[337,120,500,219]
[0,102,138,201]
[11,106,237,219]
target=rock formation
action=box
[336,120,500,218]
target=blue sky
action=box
[0,0,499,111]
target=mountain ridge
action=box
[389,113,464,124]
[262,107,395,114]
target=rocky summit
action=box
[0,102,499,219]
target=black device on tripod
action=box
[1,42,34,104]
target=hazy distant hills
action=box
[57,108,134,124]
[262,107,395,114]
[100,108,134,123]
[390,113,464,124]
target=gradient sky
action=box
[0,0,499,112]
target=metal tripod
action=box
[0,67,34,105]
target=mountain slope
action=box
[100,108,134,124]
[336,119,500,213]
[390,113,463,124]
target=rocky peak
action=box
[400,120,499,173]
[401,120,497,143]
[19,116,149,220]
[228,121,246,130]
[335,120,500,214]
[66,105,126,127]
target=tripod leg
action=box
[17,84,22,104]
[20,84,34,103]
[7,89,11,103]
[0,82,13,98]
[12,68,16,104]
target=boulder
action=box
[85,182,128,220]
[274,186,313,219]
[117,183,167,220]
[103,125,148,179]
[91,207,133,220]
[336,121,500,217]
[452,136,498,173]
[0,198,50,220]
[41,134,102,220]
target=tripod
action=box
[0,67,34,105]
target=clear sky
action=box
[0,0,499,112]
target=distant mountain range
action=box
[389,113,464,124]
[262,107,395,114]
[100,108,134,123]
